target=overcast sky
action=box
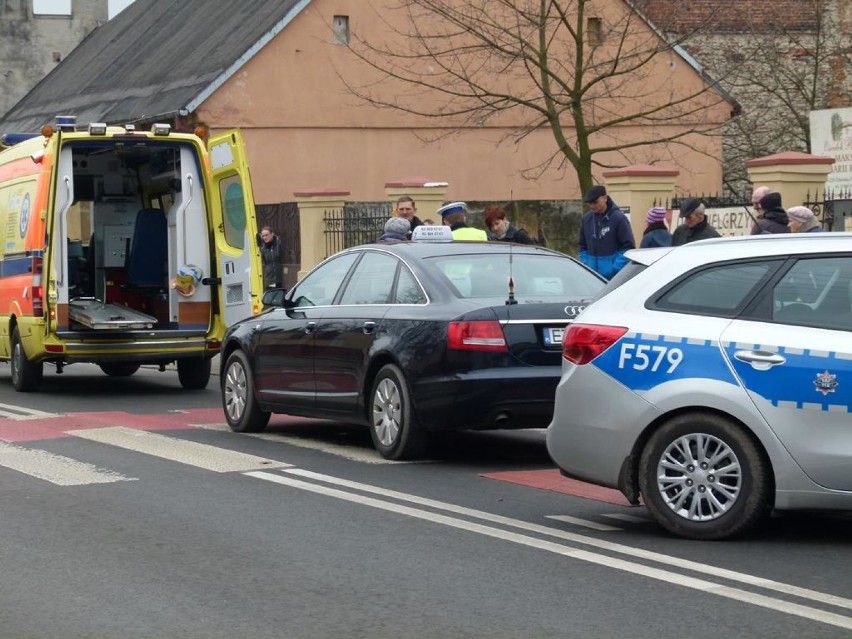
[109,0,135,18]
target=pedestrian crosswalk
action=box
[0,440,134,486]
[0,402,60,420]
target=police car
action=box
[546,233,852,540]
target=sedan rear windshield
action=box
[426,253,605,301]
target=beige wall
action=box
[198,0,730,203]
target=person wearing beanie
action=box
[672,198,721,246]
[376,216,411,243]
[751,192,790,234]
[640,206,672,248]
[578,184,635,278]
[787,206,824,233]
[483,204,537,244]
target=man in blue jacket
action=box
[578,185,635,279]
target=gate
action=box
[324,201,392,255]
[802,188,852,231]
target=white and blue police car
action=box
[546,233,852,540]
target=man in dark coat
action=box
[751,192,790,234]
[672,198,721,246]
[395,196,423,237]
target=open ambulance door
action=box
[208,129,262,327]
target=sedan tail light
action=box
[562,323,627,364]
[448,320,508,352]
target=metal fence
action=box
[324,201,392,256]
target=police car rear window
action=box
[654,260,782,316]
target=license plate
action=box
[543,326,565,346]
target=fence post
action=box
[602,164,680,247]
[745,152,835,214]
[294,189,349,280]
[385,178,450,223]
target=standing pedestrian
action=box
[395,196,423,237]
[257,225,283,289]
[787,206,824,233]
[437,202,488,240]
[483,204,537,244]
[671,198,721,246]
[639,206,672,248]
[578,185,635,279]
[751,192,790,234]
[376,217,411,242]
[749,185,771,234]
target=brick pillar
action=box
[746,151,835,214]
[602,165,680,247]
[294,189,349,280]
[385,178,450,224]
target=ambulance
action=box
[0,116,264,391]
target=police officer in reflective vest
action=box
[438,201,488,241]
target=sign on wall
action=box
[810,107,852,191]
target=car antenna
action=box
[505,240,517,305]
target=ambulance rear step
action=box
[69,298,158,330]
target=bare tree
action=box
[651,0,852,193]
[342,0,736,195]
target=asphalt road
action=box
[0,361,851,638]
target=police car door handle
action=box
[734,350,786,370]
[304,321,317,334]
[362,321,376,334]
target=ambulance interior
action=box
[57,140,212,332]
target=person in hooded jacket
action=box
[639,206,672,248]
[376,216,410,243]
[671,198,721,246]
[578,185,635,279]
[751,192,790,234]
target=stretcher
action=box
[69,298,158,330]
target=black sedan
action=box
[220,239,606,459]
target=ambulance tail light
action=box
[31,257,44,317]
[562,323,627,365]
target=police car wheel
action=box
[10,326,43,392]
[638,413,771,541]
[369,364,427,460]
[222,350,270,433]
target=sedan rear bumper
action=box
[412,366,561,431]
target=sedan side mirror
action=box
[261,288,287,308]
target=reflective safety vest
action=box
[451,226,488,241]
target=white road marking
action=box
[602,513,652,524]
[0,402,60,420]
[71,427,292,473]
[249,469,852,630]
[0,441,134,486]
[195,422,421,465]
[278,468,852,615]
[545,515,621,531]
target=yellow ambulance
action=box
[0,117,263,391]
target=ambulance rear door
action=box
[208,129,262,326]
